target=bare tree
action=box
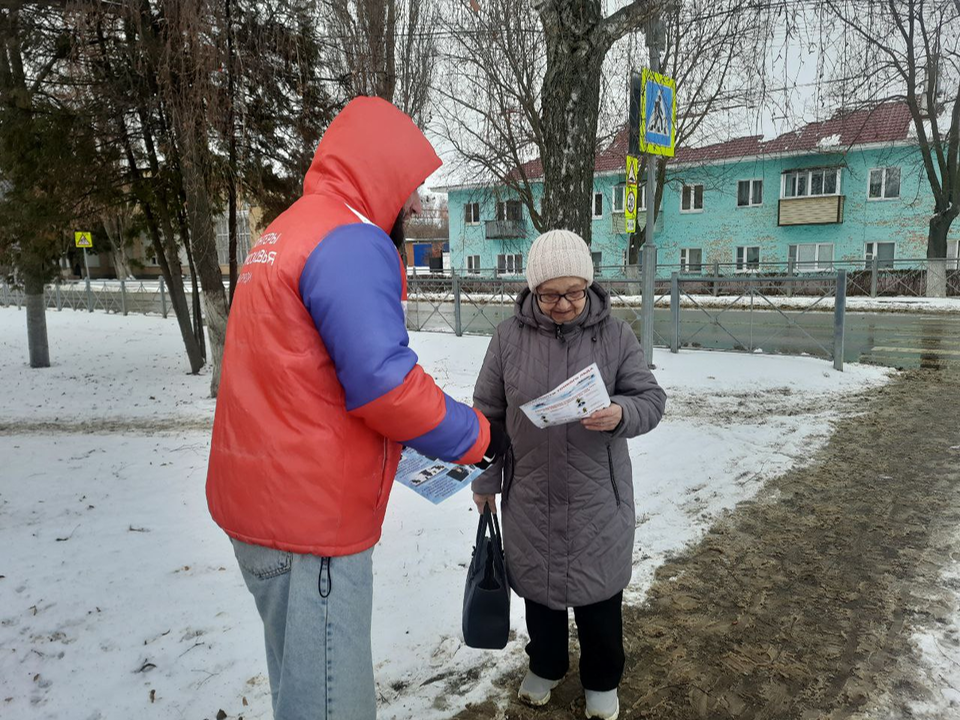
[322,0,438,122]
[820,0,960,296]
[436,0,788,247]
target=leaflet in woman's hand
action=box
[519,363,611,429]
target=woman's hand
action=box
[474,493,498,514]
[581,402,623,433]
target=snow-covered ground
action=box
[0,308,891,720]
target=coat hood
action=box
[302,97,442,233]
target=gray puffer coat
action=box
[472,284,666,610]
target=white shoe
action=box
[518,670,561,707]
[584,689,619,720]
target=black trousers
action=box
[524,591,625,692]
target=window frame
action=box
[735,245,761,272]
[864,242,896,270]
[466,254,482,275]
[867,167,901,201]
[592,192,604,219]
[591,251,603,273]
[788,243,835,271]
[464,202,480,225]
[781,167,842,199]
[680,248,703,274]
[737,179,763,208]
[496,253,523,276]
[947,240,960,270]
[496,200,523,223]
[612,184,646,213]
[680,183,704,213]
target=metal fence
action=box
[2,263,948,370]
[405,270,850,368]
[0,278,171,317]
[667,270,847,370]
[446,258,960,298]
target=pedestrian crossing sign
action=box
[75,231,93,249]
[639,68,676,157]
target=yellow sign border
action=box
[638,68,677,158]
[74,231,93,249]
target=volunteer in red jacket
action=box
[206,97,507,719]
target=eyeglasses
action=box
[537,289,587,305]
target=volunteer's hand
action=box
[476,419,509,470]
[582,403,622,432]
[474,493,498,514]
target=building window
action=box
[681,184,704,213]
[466,255,481,274]
[464,202,480,225]
[593,193,603,219]
[949,240,960,270]
[614,184,647,213]
[868,167,901,200]
[782,168,841,198]
[613,184,625,212]
[736,246,760,271]
[497,253,523,275]
[680,248,703,273]
[215,207,252,266]
[591,251,602,273]
[496,200,523,222]
[789,243,834,271]
[865,242,896,270]
[737,179,763,207]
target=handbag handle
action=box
[475,503,504,555]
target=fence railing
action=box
[405,271,851,368]
[0,278,171,317]
[419,258,960,298]
[667,270,847,370]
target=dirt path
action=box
[455,369,960,720]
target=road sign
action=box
[639,68,676,157]
[75,231,93,249]
[624,155,640,233]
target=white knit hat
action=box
[525,230,594,291]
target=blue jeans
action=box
[232,539,376,720]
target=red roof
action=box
[508,102,913,181]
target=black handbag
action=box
[462,503,510,649]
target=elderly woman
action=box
[472,230,667,720]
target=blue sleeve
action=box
[299,224,416,411]
[298,224,485,462]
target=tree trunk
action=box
[23,270,50,368]
[538,4,606,244]
[926,212,957,298]
[101,213,136,280]
[146,211,205,374]
[178,117,229,398]
[226,0,238,305]
[115,108,205,373]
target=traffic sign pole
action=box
[640,18,663,368]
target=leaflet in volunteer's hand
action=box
[395,449,483,504]
[520,363,611,430]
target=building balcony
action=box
[485,220,526,239]
[778,195,845,226]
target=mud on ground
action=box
[454,369,960,720]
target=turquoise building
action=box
[440,103,959,278]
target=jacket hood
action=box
[302,97,442,233]
[515,283,612,334]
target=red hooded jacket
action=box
[206,98,490,556]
